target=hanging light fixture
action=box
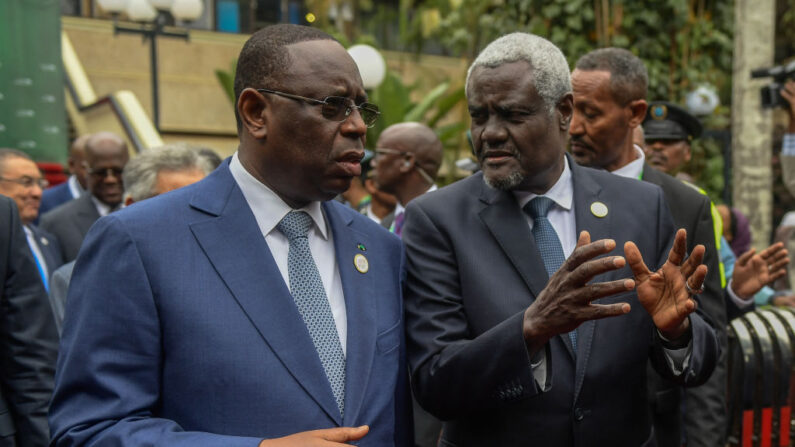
[171,0,204,22]
[97,0,128,15]
[148,0,174,11]
[125,0,158,21]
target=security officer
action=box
[643,101,702,176]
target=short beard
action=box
[483,168,524,191]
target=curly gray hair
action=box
[466,33,572,114]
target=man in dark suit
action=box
[0,196,59,447]
[39,135,90,216]
[403,32,719,446]
[39,132,128,262]
[0,149,65,290]
[50,24,412,446]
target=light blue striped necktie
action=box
[277,211,346,416]
[524,197,576,353]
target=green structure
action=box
[0,0,68,163]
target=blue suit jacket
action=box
[27,224,65,282]
[49,162,412,446]
[39,182,76,217]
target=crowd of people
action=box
[1,23,794,447]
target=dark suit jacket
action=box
[49,161,413,446]
[39,194,100,262]
[39,182,76,217]
[641,164,727,447]
[0,197,58,447]
[403,159,719,447]
[26,225,65,283]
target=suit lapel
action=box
[188,166,342,424]
[323,203,376,427]
[570,159,611,402]
[75,195,101,236]
[478,182,548,300]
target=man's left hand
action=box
[624,229,707,339]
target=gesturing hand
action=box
[522,231,634,353]
[624,229,707,340]
[258,426,369,446]
[732,242,789,300]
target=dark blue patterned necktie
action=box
[277,211,346,416]
[524,197,577,353]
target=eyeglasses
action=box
[84,165,124,179]
[256,88,380,128]
[0,176,49,189]
[374,148,435,185]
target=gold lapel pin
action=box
[590,201,608,218]
[354,254,369,274]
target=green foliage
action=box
[214,59,237,105]
[400,0,736,192]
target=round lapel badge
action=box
[590,201,608,218]
[354,254,369,273]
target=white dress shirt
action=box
[513,157,577,257]
[67,175,84,199]
[91,196,114,217]
[229,153,347,354]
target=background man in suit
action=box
[49,24,412,446]
[403,32,719,446]
[39,131,128,261]
[0,149,65,292]
[372,122,442,238]
[39,134,90,216]
[0,196,58,447]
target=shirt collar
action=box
[229,152,328,240]
[67,175,84,198]
[395,184,437,215]
[610,145,646,179]
[513,156,573,211]
[91,195,115,217]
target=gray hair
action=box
[0,148,33,176]
[466,33,572,113]
[122,143,215,202]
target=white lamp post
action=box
[347,44,386,90]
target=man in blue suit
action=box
[50,24,411,446]
[38,135,89,216]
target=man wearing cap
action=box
[642,103,787,309]
[643,102,703,176]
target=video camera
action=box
[751,60,795,109]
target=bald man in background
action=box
[40,132,129,261]
[39,135,91,216]
[372,122,443,237]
